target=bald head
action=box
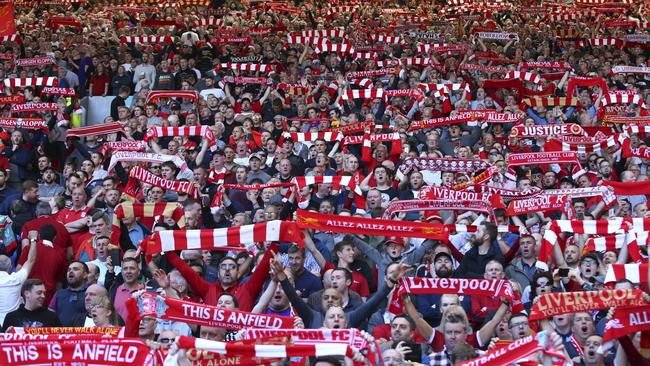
[0,255,11,273]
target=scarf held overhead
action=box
[528,289,648,321]
[134,293,294,330]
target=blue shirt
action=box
[128,224,146,249]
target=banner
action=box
[237,328,368,349]
[529,289,647,321]
[11,102,59,113]
[295,209,448,241]
[15,56,55,67]
[382,199,495,220]
[135,293,294,330]
[0,95,24,105]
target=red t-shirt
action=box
[321,262,370,298]
[21,216,71,254]
[56,207,90,252]
[18,241,66,305]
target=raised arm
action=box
[164,251,211,300]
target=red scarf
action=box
[0,95,24,104]
[0,117,47,130]
[15,56,55,67]
[418,185,505,209]
[213,182,293,207]
[66,122,125,139]
[408,115,474,131]
[602,180,650,196]
[0,337,157,365]
[510,123,586,138]
[11,102,59,112]
[6,326,123,337]
[41,87,77,96]
[98,141,147,155]
[458,331,567,366]
[133,293,295,330]
[566,76,608,97]
[388,277,523,315]
[382,199,495,220]
[128,166,199,199]
[506,194,569,216]
[295,209,448,241]
[529,289,647,321]
[604,305,650,342]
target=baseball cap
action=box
[249,152,263,161]
[434,251,453,263]
[385,236,406,247]
[424,210,443,223]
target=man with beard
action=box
[455,222,504,278]
[416,251,470,325]
[102,188,121,223]
[2,279,61,330]
[48,261,88,326]
[565,312,595,360]
[506,235,542,291]
[38,167,64,200]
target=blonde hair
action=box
[441,305,469,332]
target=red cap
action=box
[424,210,443,223]
[385,236,406,247]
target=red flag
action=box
[0,3,15,37]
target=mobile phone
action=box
[109,249,121,267]
[559,268,570,278]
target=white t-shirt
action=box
[0,268,29,325]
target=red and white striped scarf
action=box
[292,29,347,38]
[605,263,648,284]
[348,78,373,89]
[145,90,198,104]
[503,70,542,85]
[0,34,22,45]
[11,102,59,113]
[286,35,324,45]
[143,220,303,254]
[521,97,579,107]
[540,218,650,268]
[368,34,403,44]
[194,18,223,27]
[467,185,543,200]
[120,36,173,44]
[326,121,376,135]
[66,122,125,139]
[416,43,448,54]
[314,42,355,54]
[280,131,343,144]
[175,336,354,360]
[15,56,55,67]
[289,176,366,213]
[237,328,368,349]
[128,166,198,198]
[107,151,188,173]
[144,125,215,145]
[3,77,57,88]
[216,63,271,73]
[0,117,48,130]
[543,133,624,154]
[600,91,646,108]
[579,38,623,47]
[462,63,504,73]
[342,88,384,100]
[353,52,378,60]
[585,231,645,262]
